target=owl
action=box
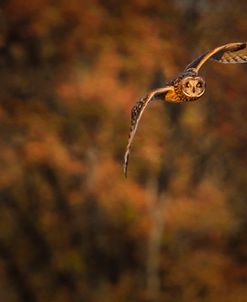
[124,42,247,177]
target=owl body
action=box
[164,69,204,103]
[124,42,247,176]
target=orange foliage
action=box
[0,1,246,302]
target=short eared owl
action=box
[124,42,247,177]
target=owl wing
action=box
[123,86,173,177]
[185,42,247,72]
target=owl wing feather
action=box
[185,42,247,72]
[123,86,173,177]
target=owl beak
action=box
[192,87,196,93]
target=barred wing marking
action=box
[123,86,173,177]
[185,42,247,72]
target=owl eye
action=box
[185,82,190,88]
[196,82,202,88]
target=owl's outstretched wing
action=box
[123,86,173,177]
[185,42,247,72]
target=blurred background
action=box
[0,0,246,301]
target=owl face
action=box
[181,76,205,98]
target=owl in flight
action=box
[123,42,247,177]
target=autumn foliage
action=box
[0,1,246,301]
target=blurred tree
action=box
[0,0,246,301]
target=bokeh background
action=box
[0,0,246,301]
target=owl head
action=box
[181,76,205,98]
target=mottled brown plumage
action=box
[123,42,247,177]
